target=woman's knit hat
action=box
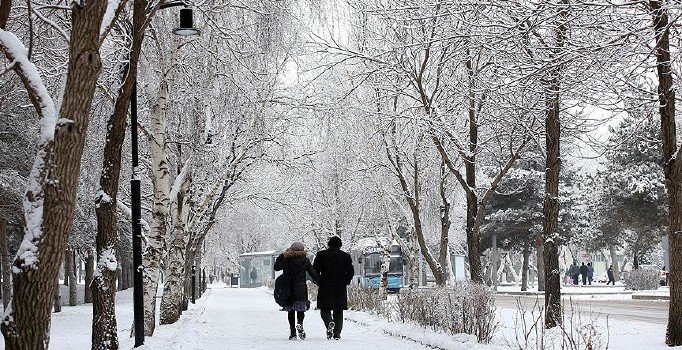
[290,241,305,251]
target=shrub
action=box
[623,269,659,291]
[507,297,610,350]
[347,283,497,344]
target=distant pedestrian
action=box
[250,267,258,285]
[660,266,668,286]
[313,236,354,340]
[579,262,588,285]
[569,261,580,285]
[587,262,594,285]
[274,242,319,340]
[607,265,616,285]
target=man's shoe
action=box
[326,321,335,340]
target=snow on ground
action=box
[127,284,461,350]
[0,283,671,349]
[0,285,136,349]
[494,305,669,350]
[496,283,632,295]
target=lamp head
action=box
[173,8,200,36]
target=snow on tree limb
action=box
[0,29,57,272]
[99,0,122,37]
[169,156,193,205]
[94,248,118,278]
[116,199,150,231]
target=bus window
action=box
[389,256,403,273]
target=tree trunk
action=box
[437,163,451,281]
[182,243,196,311]
[0,2,107,348]
[609,245,620,281]
[91,0,149,344]
[408,236,419,288]
[160,175,191,324]
[120,260,129,290]
[127,262,133,290]
[116,252,123,292]
[543,74,562,328]
[633,253,640,270]
[378,237,391,300]
[63,252,69,286]
[541,0,569,329]
[521,242,530,291]
[195,239,204,299]
[652,4,682,336]
[535,235,545,291]
[66,249,77,306]
[53,274,61,313]
[407,152,446,285]
[84,251,94,303]
[0,218,11,310]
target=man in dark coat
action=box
[313,236,354,340]
[579,262,588,285]
[607,265,616,285]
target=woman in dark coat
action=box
[274,242,318,340]
[313,236,354,340]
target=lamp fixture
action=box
[173,8,200,36]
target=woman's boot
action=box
[289,328,297,340]
[296,324,306,340]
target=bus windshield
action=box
[364,253,382,275]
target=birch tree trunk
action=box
[0,2,107,348]
[142,74,173,335]
[649,1,682,345]
[160,175,191,324]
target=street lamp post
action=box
[131,1,200,347]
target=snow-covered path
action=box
[132,285,433,349]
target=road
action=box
[496,294,669,324]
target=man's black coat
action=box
[313,247,354,310]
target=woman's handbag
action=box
[274,273,292,307]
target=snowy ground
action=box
[0,283,671,349]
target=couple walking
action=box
[273,236,354,341]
